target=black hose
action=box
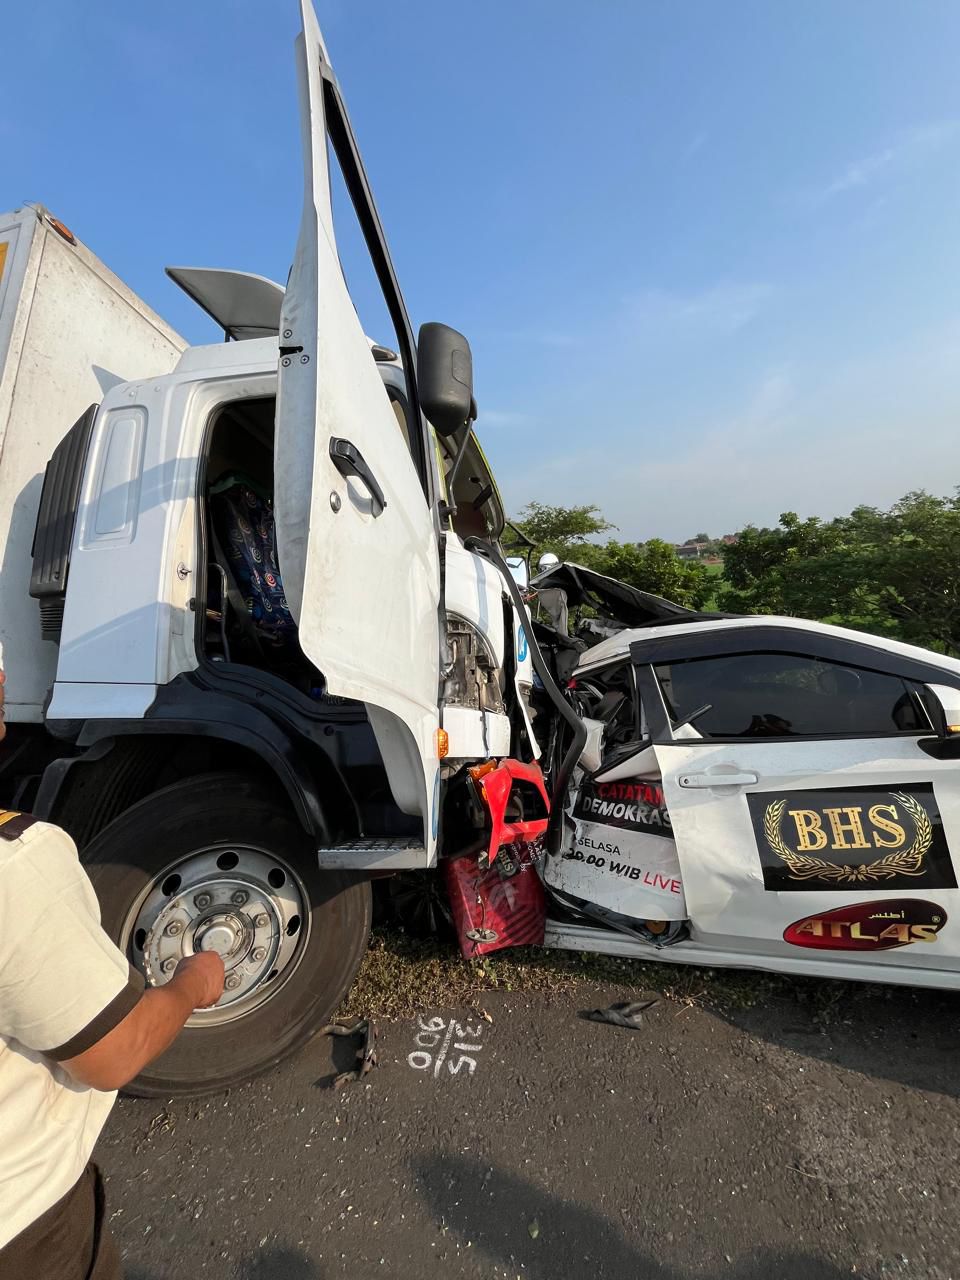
[463,538,587,853]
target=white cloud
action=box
[681,132,708,162]
[804,120,960,207]
[498,329,577,348]
[480,409,534,429]
[497,324,960,541]
[622,282,771,339]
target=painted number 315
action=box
[407,1016,484,1078]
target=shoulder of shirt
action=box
[0,810,43,841]
[0,811,73,851]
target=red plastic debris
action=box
[474,758,549,871]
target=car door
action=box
[275,0,441,852]
[632,624,960,978]
[544,658,687,922]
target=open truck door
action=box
[632,624,960,984]
[275,1,442,862]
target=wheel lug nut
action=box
[164,920,183,937]
[224,973,242,991]
[231,890,248,906]
[255,913,269,929]
[251,946,267,963]
[194,892,212,910]
[161,958,177,974]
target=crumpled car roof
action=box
[530,560,723,630]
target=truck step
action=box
[316,837,428,871]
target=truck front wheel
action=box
[81,773,371,1096]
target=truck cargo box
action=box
[0,205,186,720]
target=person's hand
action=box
[172,952,226,1009]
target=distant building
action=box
[675,534,737,560]
[676,540,710,559]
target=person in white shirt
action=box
[0,668,225,1279]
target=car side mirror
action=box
[924,684,960,737]
[417,322,474,437]
[918,684,960,759]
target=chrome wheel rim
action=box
[121,845,309,1026]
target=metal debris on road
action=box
[579,998,660,1030]
[321,1018,379,1087]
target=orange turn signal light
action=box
[468,759,497,783]
[436,728,449,759]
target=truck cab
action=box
[1,1,544,1095]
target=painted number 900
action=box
[407,1016,484,1078]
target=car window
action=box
[654,652,929,739]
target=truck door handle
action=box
[329,438,387,517]
[678,770,759,789]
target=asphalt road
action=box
[99,974,960,1280]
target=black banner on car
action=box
[572,778,672,838]
[747,783,956,892]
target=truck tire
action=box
[81,773,371,1096]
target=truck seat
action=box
[208,474,297,659]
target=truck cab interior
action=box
[200,394,320,687]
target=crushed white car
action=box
[529,563,960,991]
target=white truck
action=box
[0,2,562,1095]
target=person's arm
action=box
[61,952,224,1091]
[0,822,225,1093]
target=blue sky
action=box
[4,1,960,540]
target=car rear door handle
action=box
[329,437,387,517]
[678,770,759,789]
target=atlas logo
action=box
[783,898,947,951]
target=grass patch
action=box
[337,927,807,1022]
[337,928,662,1020]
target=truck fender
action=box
[37,697,357,846]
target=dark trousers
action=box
[0,1163,121,1279]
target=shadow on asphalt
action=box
[236,1248,324,1279]
[313,1027,366,1090]
[127,1247,324,1279]
[414,1154,853,1280]
[714,978,960,1099]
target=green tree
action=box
[509,504,712,609]
[510,501,614,559]
[719,490,960,654]
[577,538,712,610]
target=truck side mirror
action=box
[417,322,474,437]
[505,556,529,591]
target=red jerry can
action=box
[443,759,550,958]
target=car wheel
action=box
[82,772,371,1096]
